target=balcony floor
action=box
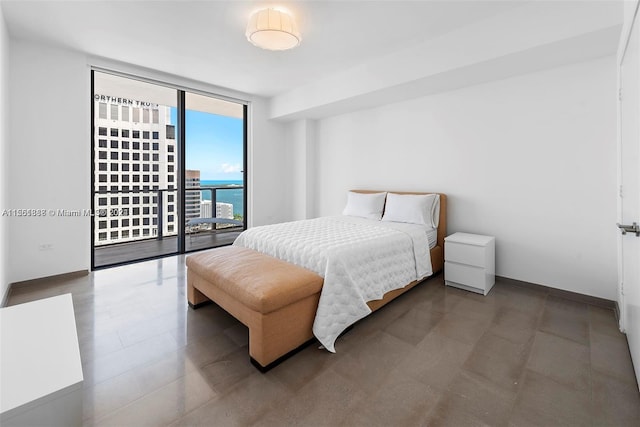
[93,229,243,268]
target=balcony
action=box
[93,186,244,268]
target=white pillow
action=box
[342,191,387,220]
[382,193,439,227]
[431,194,440,228]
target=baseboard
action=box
[496,275,616,310]
[10,270,89,288]
[4,270,90,306]
[1,270,617,314]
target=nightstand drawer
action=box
[444,261,487,289]
[445,241,486,268]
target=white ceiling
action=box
[1,0,528,97]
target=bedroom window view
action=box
[92,71,246,268]
[184,92,245,252]
[92,72,179,267]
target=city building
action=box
[200,200,211,218]
[93,96,176,245]
[185,169,201,224]
[201,200,233,221]
[216,202,233,220]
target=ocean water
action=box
[200,180,244,217]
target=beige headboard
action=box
[351,190,448,250]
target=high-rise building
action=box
[200,200,212,219]
[216,202,233,219]
[93,95,176,245]
[201,200,233,220]
[185,170,201,224]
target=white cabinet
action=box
[445,232,495,295]
[0,294,83,427]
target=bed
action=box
[186,190,446,369]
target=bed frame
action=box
[355,191,446,311]
[187,191,446,370]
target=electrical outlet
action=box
[38,243,53,251]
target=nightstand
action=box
[444,232,495,295]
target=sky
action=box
[170,107,244,181]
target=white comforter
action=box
[233,216,433,352]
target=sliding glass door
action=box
[91,71,246,268]
[184,93,246,252]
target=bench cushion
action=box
[186,246,323,314]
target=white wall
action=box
[8,41,91,284]
[284,119,316,220]
[0,7,9,303]
[248,97,289,226]
[311,56,618,300]
[6,40,286,284]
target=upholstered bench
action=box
[186,246,324,370]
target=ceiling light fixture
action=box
[246,7,301,51]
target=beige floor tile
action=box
[252,369,366,426]
[526,331,590,392]
[397,330,474,391]
[509,370,593,426]
[331,330,414,391]
[442,370,516,426]
[588,305,623,338]
[538,296,590,345]
[83,370,145,421]
[178,330,241,369]
[492,281,547,316]
[5,256,639,427]
[93,370,217,427]
[449,294,499,322]
[462,330,532,394]
[342,371,440,427]
[431,311,491,346]
[172,372,292,426]
[199,346,256,395]
[267,343,339,393]
[383,306,445,345]
[489,306,539,345]
[591,370,640,427]
[591,330,637,385]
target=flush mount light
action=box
[246,7,301,51]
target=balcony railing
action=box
[93,186,244,247]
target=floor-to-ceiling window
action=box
[91,71,247,268]
[184,92,246,252]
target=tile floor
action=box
[6,256,640,426]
